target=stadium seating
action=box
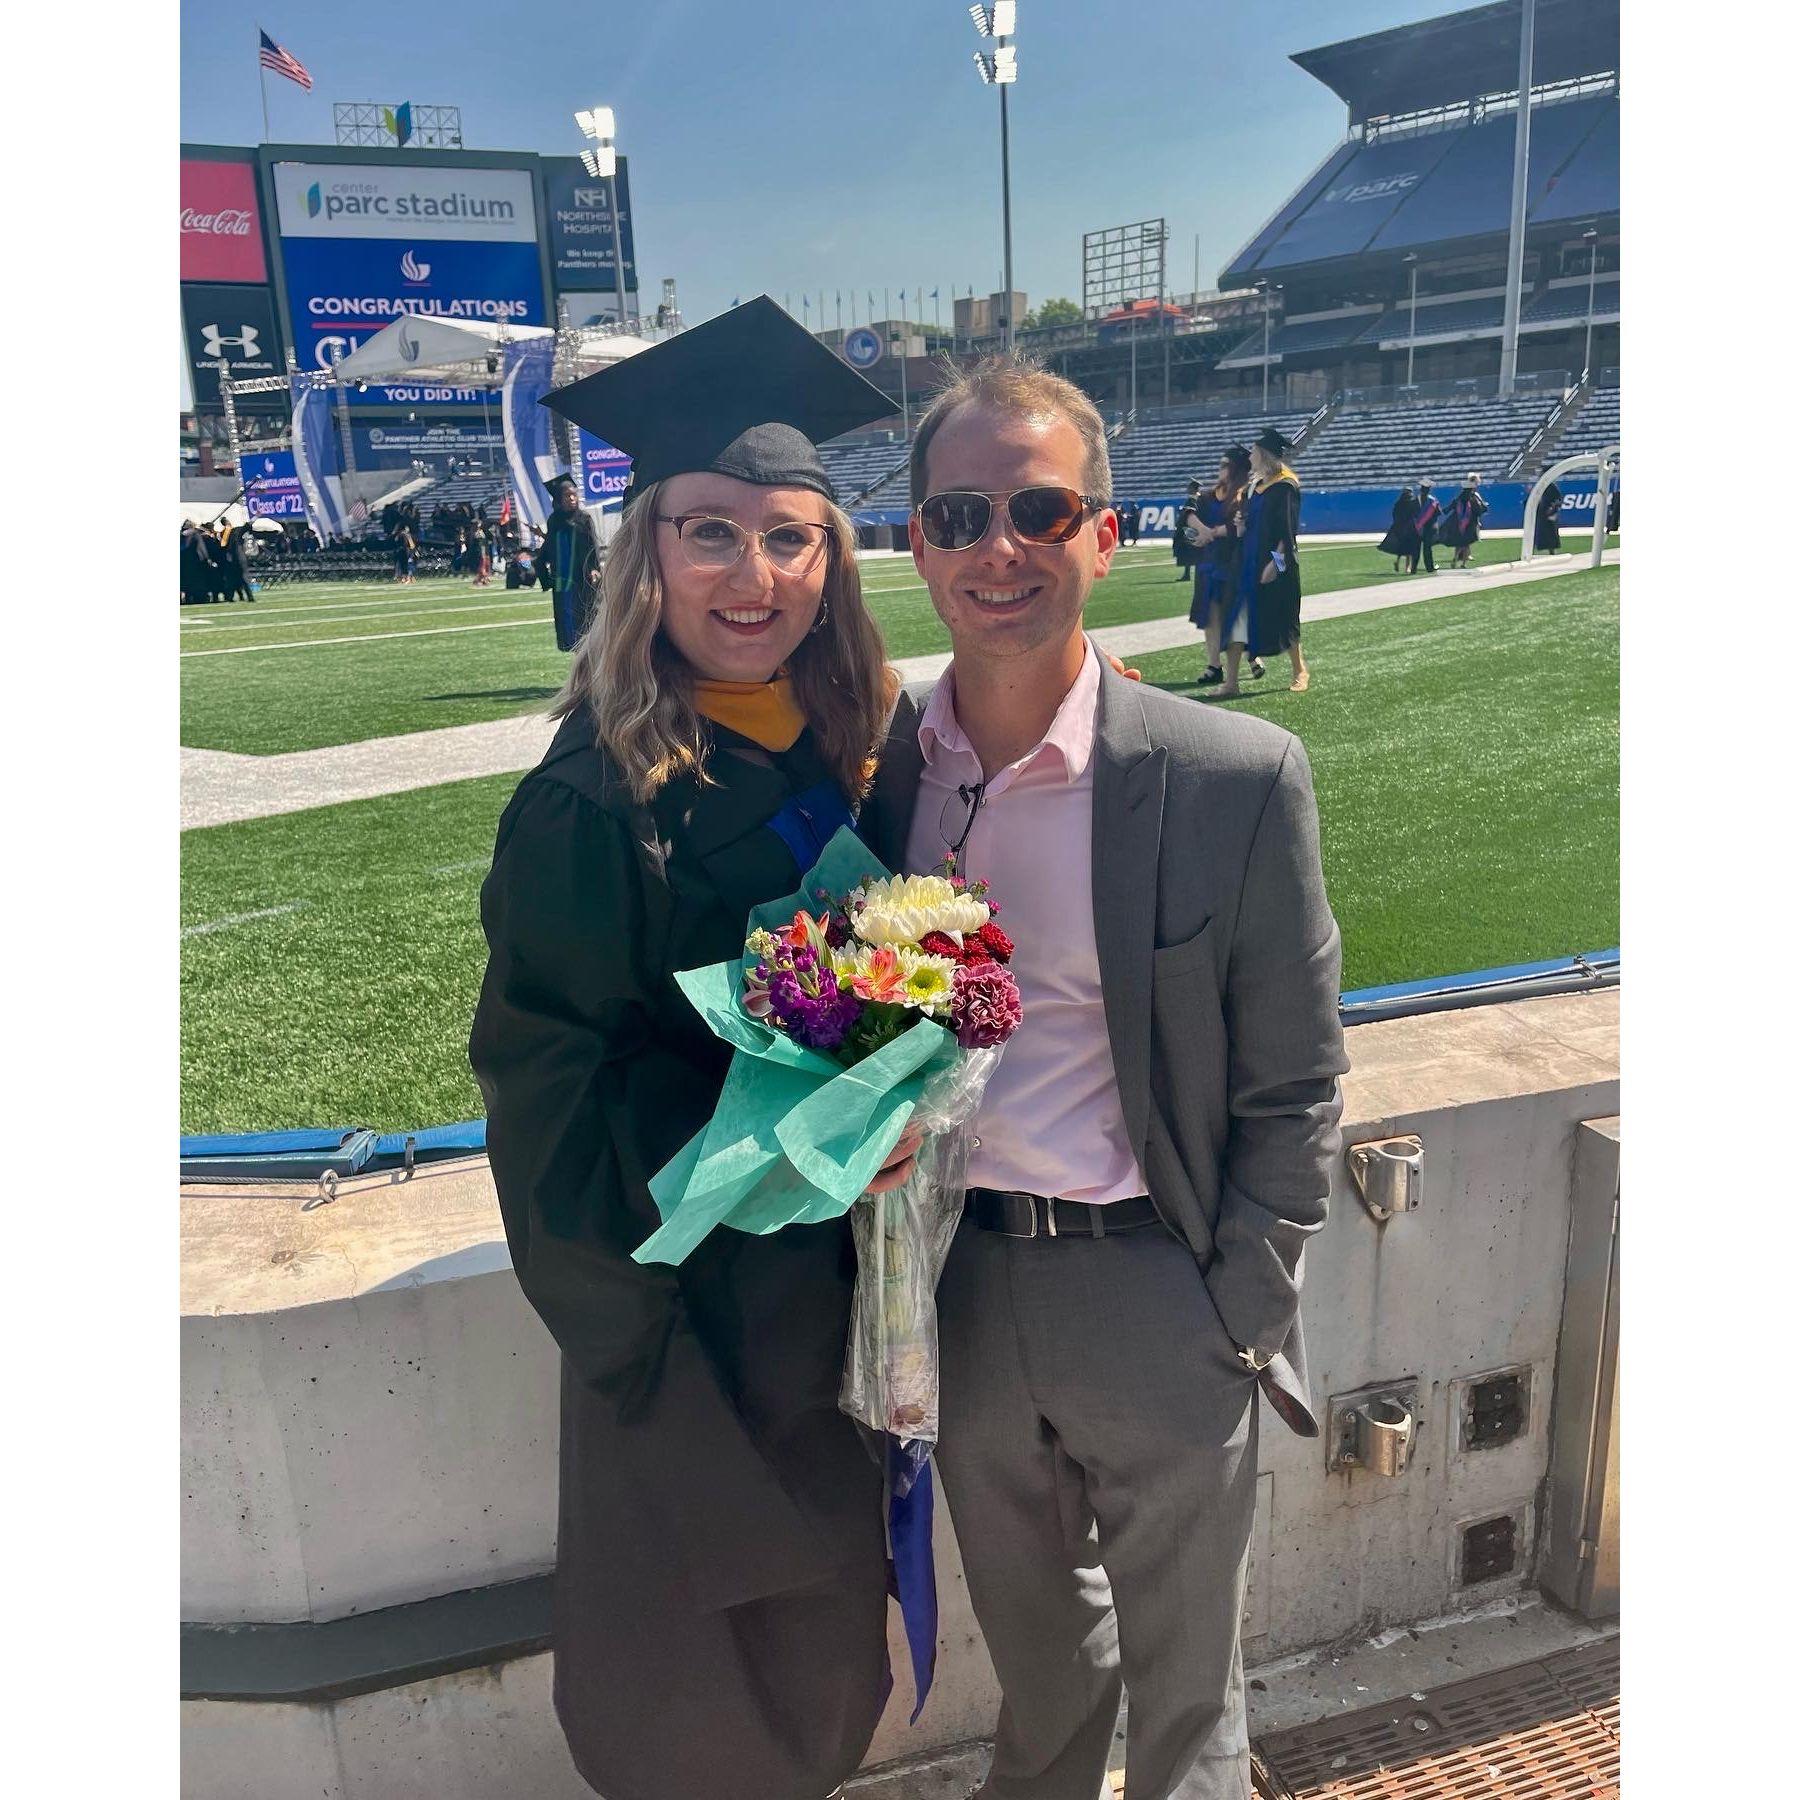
[815,431,911,503]
[1554,384,1620,459]
[1522,279,1620,326]
[1363,293,1507,344]
[1106,411,1314,497]
[1295,392,1552,488]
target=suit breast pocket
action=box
[1152,916,1216,984]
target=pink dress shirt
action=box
[902,639,1148,1203]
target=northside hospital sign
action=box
[273,162,548,377]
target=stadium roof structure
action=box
[1220,0,1619,289]
[1293,0,1620,128]
[334,316,555,382]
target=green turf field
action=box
[180,533,1614,756]
[180,565,1619,1134]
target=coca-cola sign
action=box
[180,159,266,282]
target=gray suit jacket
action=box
[862,660,1348,1436]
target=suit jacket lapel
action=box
[1091,665,1165,1161]
[863,689,925,871]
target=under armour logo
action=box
[201,323,260,359]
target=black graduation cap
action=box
[542,295,896,504]
[544,470,579,494]
[1254,425,1294,455]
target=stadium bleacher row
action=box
[1107,412,1315,497]
[1554,384,1619,459]
[1297,392,1553,488]
[1227,279,1619,363]
[814,433,912,502]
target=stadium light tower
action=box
[1581,227,1599,380]
[576,106,632,327]
[1496,0,1537,396]
[970,4,1019,352]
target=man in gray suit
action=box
[861,358,1347,1800]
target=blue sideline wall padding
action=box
[854,479,1612,539]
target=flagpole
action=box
[257,24,271,140]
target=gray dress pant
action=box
[935,1215,1260,1800]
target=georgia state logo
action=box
[400,249,432,283]
[397,319,423,363]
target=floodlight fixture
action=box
[574,106,616,142]
[994,2,1016,36]
[579,146,616,178]
[973,50,994,82]
[995,45,1017,82]
[969,5,992,36]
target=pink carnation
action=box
[951,962,1023,1048]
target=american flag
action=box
[258,30,312,91]
[349,498,368,523]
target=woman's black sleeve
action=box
[469,780,841,1611]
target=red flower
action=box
[977,922,1015,963]
[918,931,961,959]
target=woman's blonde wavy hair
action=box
[553,481,898,804]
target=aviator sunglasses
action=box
[916,485,1107,552]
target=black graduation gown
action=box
[1534,482,1563,552]
[1172,500,1200,568]
[537,509,604,652]
[1377,493,1420,557]
[469,710,889,1800]
[1244,473,1302,656]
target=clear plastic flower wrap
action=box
[839,1044,1003,1481]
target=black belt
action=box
[967,1188,1163,1240]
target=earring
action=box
[810,596,830,636]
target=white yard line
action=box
[182,551,1616,829]
[182,617,549,658]
[181,597,545,635]
[181,901,310,940]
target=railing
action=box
[1339,370,1573,410]
[1507,379,1585,480]
[1294,391,1341,454]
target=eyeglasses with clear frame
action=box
[654,513,833,575]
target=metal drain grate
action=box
[1252,1638,1619,1799]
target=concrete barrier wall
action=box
[181,988,1618,1798]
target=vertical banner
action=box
[289,377,349,540]
[500,338,559,530]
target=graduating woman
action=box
[1441,472,1489,568]
[1533,479,1563,553]
[1231,425,1311,693]
[1378,485,1421,572]
[1192,444,1266,693]
[469,299,914,1800]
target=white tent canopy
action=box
[334,316,554,382]
[332,316,659,384]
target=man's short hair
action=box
[909,354,1112,508]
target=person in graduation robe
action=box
[537,472,605,651]
[1412,479,1441,573]
[1172,479,1203,581]
[1192,444,1266,694]
[469,298,910,1800]
[1378,486,1421,570]
[1232,425,1310,692]
[1533,480,1564,553]
[1441,473,1489,567]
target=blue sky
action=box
[182,0,1455,323]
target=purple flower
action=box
[767,953,861,1052]
[951,962,1023,1048]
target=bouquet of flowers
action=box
[633,826,1022,1719]
[741,868,1021,1463]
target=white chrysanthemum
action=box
[850,873,990,946]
